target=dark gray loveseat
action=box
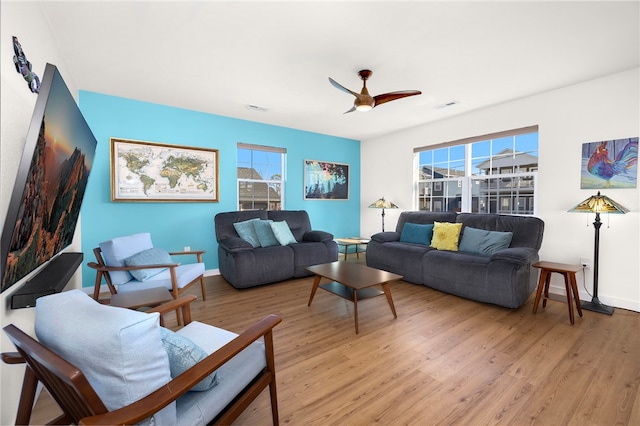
[366,212,544,308]
[215,210,338,288]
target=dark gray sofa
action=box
[215,210,338,288]
[366,212,544,308]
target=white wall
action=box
[1,3,83,424]
[361,68,640,312]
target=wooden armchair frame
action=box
[2,295,282,425]
[88,247,207,301]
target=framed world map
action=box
[110,138,219,202]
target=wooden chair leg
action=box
[199,276,207,301]
[15,366,39,425]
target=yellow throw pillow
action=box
[430,222,463,251]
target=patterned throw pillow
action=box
[430,222,463,251]
[124,247,172,281]
[159,327,218,392]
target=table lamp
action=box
[368,197,398,232]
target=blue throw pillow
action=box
[253,220,279,247]
[399,223,434,245]
[233,218,261,247]
[270,221,297,245]
[124,247,172,281]
[159,327,217,392]
[458,227,513,255]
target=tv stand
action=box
[11,252,83,309]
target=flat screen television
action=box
[1,63,97,293]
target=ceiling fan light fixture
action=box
[356,103,373,112]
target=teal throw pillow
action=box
[458,227,513,255]
[233,218,261,247]
[124,247,172,281]
[399,223,434,245]
[159,327,218,392]
[270,220,297,245]
[253,220,279,247]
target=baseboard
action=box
[547,283,639,313]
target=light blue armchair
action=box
[88,232,206,302]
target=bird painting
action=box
[581,138,638,189]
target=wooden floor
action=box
[29,257,640,425]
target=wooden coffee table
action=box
[306,261,402,334]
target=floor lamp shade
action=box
[368,197,398,232]
[568,191,629,315]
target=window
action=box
[237,143,285,210]
[415,126,538,215]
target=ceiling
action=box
[38,1,639,141]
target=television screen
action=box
[1,63,97,293]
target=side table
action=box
[532,261,583,325]
[335,238,369,261]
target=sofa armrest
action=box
[370,231,400,243]
[490,247,538,265]
[303,230,333,242]
[219,237,254,252]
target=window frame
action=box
[237,143,286,211]
[414,126,538,215]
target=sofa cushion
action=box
[35,290,176,424]
[271,221,297,245]
[459,227,513,256]
[159,327,217,391]
[124,247,173,281]
[99,232,154,285]
[400,223,434,245]
[233,218,261,247]
[431,222,463,251]
[253,220,279,247]
[304,230,333,242]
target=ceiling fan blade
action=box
[329,77,360,97]
[373,90,422,107]
[343,105,356,114]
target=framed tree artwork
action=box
[304,160,349,200]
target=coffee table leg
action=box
[308,275,322,306]
[381,282,397,319]
[353,289,359,334]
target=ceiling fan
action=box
[328,69,421,114]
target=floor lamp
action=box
[568,191,628,315]
[368,197,398,232]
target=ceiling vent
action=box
[246,104,269,112]
[434,100,459,109]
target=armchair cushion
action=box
[99,232,154,285]
[35,290,176,424]
[232,218,261,247]
[124,247,173,281]
[117,263,205,293]
[159,327,217,391]
[270,220,297,245]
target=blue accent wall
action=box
[78,91,360,287]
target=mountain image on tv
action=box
[1,64,97,292]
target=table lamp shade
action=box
[368,197,398,232]
[568,191,629,214]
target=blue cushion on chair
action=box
[124,247,173,281]
[35,290,176,424]
[99,233,154,285]
[159,327,217,391]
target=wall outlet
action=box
[580,257,590,269]
[184,246,191,252]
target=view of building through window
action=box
[237,144,285,210]
[416,127,538,215]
